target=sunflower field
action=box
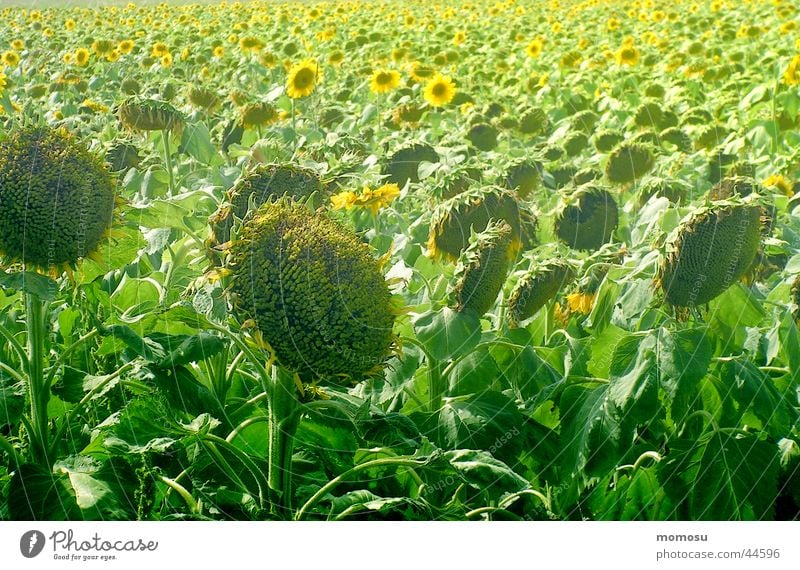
[0,0,799,523]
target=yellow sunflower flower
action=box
[286,59,318,99]
[330,190,358,210]
[526,37,544,58]
[423,73,456,107]
[75,48,90,66]
[370,69,401,94]
[566,292,595,315]
[615,45,640,66]
[1,51,20,67]
[783,55,800,86]
[763,174,794,196]
[118,40,135,54]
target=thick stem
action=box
[267,366,300,516]
[162,129,175,196]
[428,359,445,412]
[25,293,50,465]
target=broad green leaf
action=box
[413,307,481,362]
[658,327,713,423]
[447,346,501,396]
[608,332,659,423]
[8,463,81,520]
[659,430,780,520]
[0,270,58,300]
[559,383,622,477]
[444,449,529,493]
[436,391,523,462]
[180,122,219,165]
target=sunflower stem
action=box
[267,365,300,517]
[24,292,50,466]
[161,128,175,196]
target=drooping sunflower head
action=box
[383,142,440,187]
[226,200,396,384]
[500,160,540,200]
[636,177,689,207]
[707,176,761,201]
[208,163,325,256]
[518,107,549,136]
[0,124,117,271]
[657,197,763,307]
[554,185,619,251]
[286,59,318,99]
[467,122,499,152]
[238,101,279,128]
[117,96,186,135]
[507,260,575,326]
[605,142,655,185]
[449,220,514,317]
[427,186,532,261]
[187,85,221,111]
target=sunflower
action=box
[239,36,264,52]
[453,31,466,45]
[286,59,318,99]
[328,50,344,66]
[409,61,436,82]
[525,37,543,58]
[213,45,225,58]
[65,18,76,31]
[118,40,134,54]
[370,69,401,94]
[423,73,456,107]
[0,71,5,97]
[1,51,20,67]
[566,291,595,315]
[763,174,794,196]
[160,53,173,68]
[615,45,640,66]
[75,48,90,66]
[92,39,115,56]
[330,190,358,210]
[151,42,169,57]
[10,39,24,51]
[784,55,800,86]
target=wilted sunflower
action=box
[423,74,456,107]
[118,96,186,135]
[225,200,396,384]
[0,124,118,273]
[239,100,279,129]
[286,59,318,99]
[370,69,401,94]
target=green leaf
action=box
[658,327,713,423]
[103,324,167,362]
[413,307,481,362]
[158,332,226,367]
[659,431,780,520]
[608,332,659,422]
[436,391,523,462]
[180,122,219,165]
[0,270,58,300]
[444,449,529,493]
[447,346,501,396]
[722,360,796,437]
[8,463,81,520]
[559,383,622,477]
[490,331,559,401]
[587,466,676,521]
